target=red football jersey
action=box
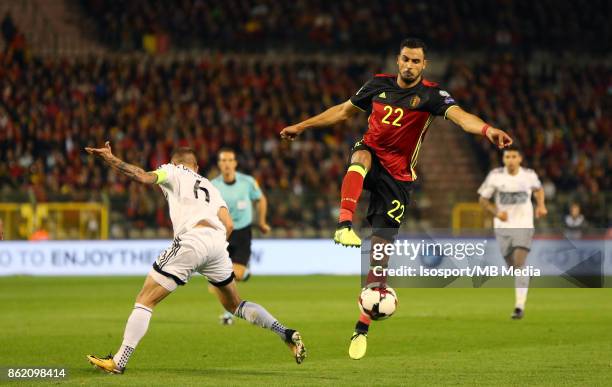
[350,74,458,181]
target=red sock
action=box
[338,163,367,223]
[366,267,388,288]
[359,313,371,325]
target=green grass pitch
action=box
[1,275,611,386]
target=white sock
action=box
[514,275,530,310]
[233,300,289,340]
[223,310,234,319]
[113,303,152,369]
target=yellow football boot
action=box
[285,331,307,364]
[334,226,361,247]
[86,354,123,374]
[348,332,368,360]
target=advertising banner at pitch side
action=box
[0,234,610,287]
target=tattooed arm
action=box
[85,141,158,184]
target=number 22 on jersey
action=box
[387,199,405,223]
[381,105,404,127]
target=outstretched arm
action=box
[446,106,513,149]
[85,141,158,184]
[280,100,362,140]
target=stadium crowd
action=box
[79,0,609,54]
[0,10,609,238]
[444,57,610,228]
[0,46,384,237]
[1,49,608,238]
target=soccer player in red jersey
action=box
[281,38,512,359]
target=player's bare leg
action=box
[217,263,252,325]
[349,234,391,360]
[232,263,250,282]
[87,274,172,373]
[335,149,372,247]
[505,247,530,319]
[214,279,306,364]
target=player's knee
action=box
[233,264,247,281]
[221,295,242,313]
[370,215,398,241]
[135,297,156,309]
[135,290,163,309]
[213,280,242,312]
[511,247,529,266]
[137,272,175,308]
[351,150,372,171]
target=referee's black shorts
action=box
[227,226,252,266]
[351,139,413,240]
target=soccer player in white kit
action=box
[84,143,306,373]
[478,146,547,319]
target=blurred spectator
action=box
[78,0,610,54]
[29,220,51,241]
[445,56,610,227]
[1,39,609,237]
[564,202,586,238]
[0,50,383,237]
[1,12,16,46]
[1,11,26,65]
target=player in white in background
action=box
[84,143,306,373]
[478,146,547,319]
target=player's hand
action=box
[280,125,304,141]
[535,205,548,218]
[486,128,513,149]
[85,141,114,160]
[258,222,271,234]
[496,211,508,221]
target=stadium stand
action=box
[0,0,609,239]
[78,0,610,54]
[444,57,610,228]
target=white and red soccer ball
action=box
[358,286,398,320]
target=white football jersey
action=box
[154,163,227,237]
[478,167,542,229]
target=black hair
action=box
[171,147,198,164]
[399,38,427,56]
[503,145,521,154]
[217,147,236,157]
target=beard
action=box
[400,70,420,84]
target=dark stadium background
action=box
[0,1,610,385]
[0,0,608,240]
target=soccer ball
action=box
[358,286,398,320]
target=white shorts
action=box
[150,227,234,291]
[494,228,535,259]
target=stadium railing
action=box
[0,202,108,240]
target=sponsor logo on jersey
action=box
[498,191,529,204]
[378,92,386,98]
